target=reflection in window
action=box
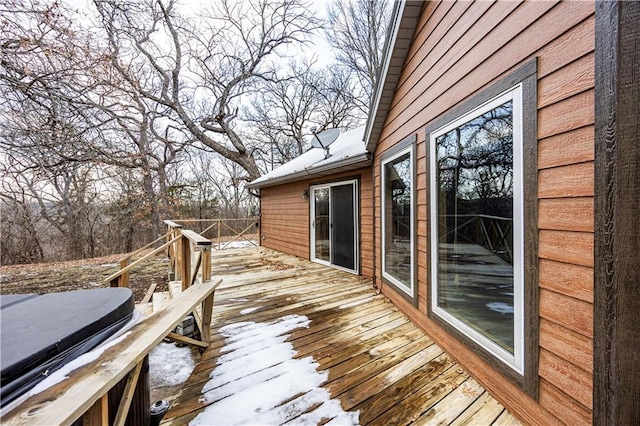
[383,150,413,293]
[434,99,516,354]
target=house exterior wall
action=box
[373,1,594,424]
[259,167,374,278]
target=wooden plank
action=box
[450,391,505,426]
[538,89,594,139]
[414,377,485,424]
[113,361,143,426]
[539,348,593,409]
[538,197,594,232]
[537,15,594,78]
[594,2,640,425]
[540,318,593,372]
[2,279,222,426]
[492,409,524,426]
[152,291,171,313]
[539,378,592,425]
[180,229,211,246]
[538,125,594,170]
[81,394,108,426]
[135,302,153,316]
[538,162,594,199]
[167,332,208,349]
[539,230,594,267]
[104,235,181,283]
[538,52,594,108]
[539,259,593,303]
[540,288,593,338]
[140,282,157,304]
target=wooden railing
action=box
[167,217,260,250]
[3,222,230,425]
[2,279,222,426]
[439,214,513,263]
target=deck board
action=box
[162,247,520,426]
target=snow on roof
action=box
[247,126,370,189]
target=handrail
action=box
[163,219,183,228]
[181,229,212,247]
[1,279,223,426]
[126,231,172,260]
[104,235,182,284]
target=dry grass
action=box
[0,251,169,302]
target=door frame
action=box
[310,179,359,274]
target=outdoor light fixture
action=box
[301,190,309,200]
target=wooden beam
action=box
[1,279,223,426]
[594,1,640,425]
[181,236,191,291]
[81,394,108,426]
[163,220,183,229]
[112,361,143,426]
[201,292,214,343]
[104,235,181,283]
[167,332,209,349]
[181,229,212,247]
[140,282,158,305]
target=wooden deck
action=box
[162,247,521,425]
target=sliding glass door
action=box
[310,180,358,273]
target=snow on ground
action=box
[240,307,259,315]
[149,342,196,389]
[486,302,514,315]
[214,240,258,250]
[190,315,359,426]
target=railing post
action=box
[202,247,211,282]
[181,235,191,291]
[217,220,221,250]
[119,257,129,288]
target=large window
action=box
[429,85,524,373]
[381,140,415,299]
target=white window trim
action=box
[310,179,359,275]
[429,84,525,374]
[381,146,415,297]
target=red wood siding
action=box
[259,168,374,278]
[373,1,595,424]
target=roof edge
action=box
[246,153,372,189]
[364,1,422,153]
[364,0,405,151]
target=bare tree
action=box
[93,0,320,183]
[325,0,391,114]
[246,60,364,171]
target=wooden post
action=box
[113,362,143,426]
[594,1,640,424]
[181,236,191,291]
[201,292,214,343]
[217,220,221,250]
[118,257,129,288]
[202,248,211,282]
[82,394,109,426]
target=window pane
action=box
[314,188,329,262]
[384,152,412,289]
[435,100,514,353]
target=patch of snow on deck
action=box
[189,315,359,426]
[240,307,259,315]
[486,302,514,315]
[149,342,196,388]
